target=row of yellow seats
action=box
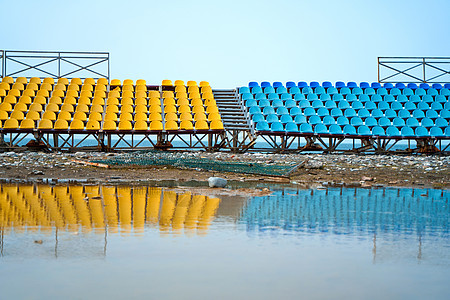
[108,90,160,99]
[0,118,100,130]
[110,79,147,86]
[175,85,212,94]
[106,111,220,122]
[0,88,51,98]
[103,119,222,131]
[39,111,103,122]
[161,80,210,87]
[106,112,163,122]
[104,104,219,116]
[47,96,105,106]
[0,76,108,86]
[53,83,107,93]
[104,120,163,131]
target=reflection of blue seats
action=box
[357,125,371,135]
[365,117,377,128]
[336,81,346,88]
[400,126,414,136]
[261,82,271,88]
[317,107,329,117]
[386,126,400,136]
[286,81,296,88]
[266,114,279,123]
[276,107,289,115]
[398,109,411,119]
[285,122,298,132]
[263,106,275,114]
[421,117,434,128]
[299,123,313,133]
[337,116,349,125]
[294,115,307,124]
[343,124,356,135]
[280,114,293,124]
[252,86,263,94]
[256,121,269,131]
[289,87,300,94]
[378,117,391,128]
[290,107,302,115]
[384,83,394,89]
[393,117,405,127]
[430,127,444,137]
[415,126,428,136]
[249,107,262,115]
[271,121,284,132]
[331,108,343,117]
[249,82,259,88]
[406,117,419,128]
[240,87,250,94]
[372,126,385,136]
[385,109,397,120]
[407,83,418,89]
[314,124,328,134]
[435,118,448,128]
[252,113,264,122]
[309,115,321,125]
[323,115,335,125]
[329,124,343,134]
[351,116,363,126]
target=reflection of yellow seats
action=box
[160,191,176,230]
[134,120,148,131]
[210,120,224,130]
[172,192,191,231]
[38,118,53,129]
[20,118,35,129]
[103,120,117,130]
[180,120,193,130]
[54,119,69,130]
[149,120,163,131]
[165,120,178,130]
[185,195,206,230]
[165,112,178,121]
[118,120,132,131]
[146,188,162,223]
[70,119,84,130]
[3,118,19,129]
[195,120,209,130]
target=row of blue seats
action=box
[248,81,450,90]
[240,86,450,97]
[246,99,450,111]
[243,92,450,103]
[252,114,449,129]
[255,121,450,137]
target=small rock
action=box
[208,177,227,188]
[34,240,43,244]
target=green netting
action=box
[91,152,298,177]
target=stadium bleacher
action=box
[242,81,450,138]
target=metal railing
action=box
[378,57,450,84]
[0,50,109,80]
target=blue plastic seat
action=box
[386,126,400,137]
[270,121,284,132]
[276,106,289,115]
[385,109,397,120]
[378,117,391,128]
[289,87,300,94]
[290,107,302,116]
[432,83,443,90]
[435,95,447,104]
[314,124,328,134]
[267,93,279,100]
[371,82,382,89]
[285,122,298,132]
[339,87,351,95]
[415,126,428,137]
[248,82,259,88]
[427,88,438,96]
[285,100,297,108]
[309,115,321,125]
[408,95,420,103]
[357,125,371,136]
[335,81,346,89]
[378,101,390,111]
[242,93,254,100]
[376,88,388,95]
[319,93,331,101]
[358,108,370,119]
[325,100,337,109]
[383,83,394,89]
[280,114,293,124]
[398,109,411,119]
[395,83,406,89]
[323,115,336,125]
[390,88,401,96]
[364,87,375,95]
[344,108,356,117]
[372,126,385,136]
[332,94,344,101]
[302,87,313,94]
[435,117,448,128]
[337,116,349,125]
[347,82,358,88]
[255,93,267,100]
[315,86,325,95]
[445,126,450,136]
[294,114,307,124]
[286,81,296,88]
[322,81,333,88]
[412,109,425,119]
[351,101,363,110]
[266,114,279,123]
[407,83,418,89]
[419,83,430,90]
[294,93,306,101]
[365,117,377,127]
[304,107,316,117]
[360,82,370,89]
[364,101,377,110]
[312,100,324,108]
[252,86,263,94]
[327,87,338,95]
[396,95,409,103]
[264,87,275,94]
[297,81,308,88]
[346,94,357,102]
[406,117,419,128]
[440,88,450,96]
[352,87,363,95]
[307,94,318,101]
[317,107,330,117]
[415,88,426,96]
[421,117,434,128]
[245,99,257,107]
[370,94,382,103]
[371,109,383,118]
[258,99,270,107]
[338,100,350,109]
[272,99,284,108]
[299,123,313,133]
[404,102,416,112]
[239,87,250,94]
[390,101,403,111]
[252,113,265,123]
[430,127,444,137]
[261,82,271,88]
[249,106,262,115]
[392,117,405,127]
[298,100,311,108]
[256,121,269,131]
[277,87,287,94]
[343,124,356,135]
[422,95,433,103]
[309,81,320,88]
[273,82,283,88]
[331,108,343,117]
[329,124,343,135]
[402,88,413,96]
[263,106,275,115]
[426,109,439,119]
[400,126,414,136]
[350,116,363,126]
[383,95,395,103]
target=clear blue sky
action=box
[1,0,449,87]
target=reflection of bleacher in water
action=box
[0,184,221,235]
[240,188,449,235]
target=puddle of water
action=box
[0,184,448,300]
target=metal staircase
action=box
[213,89,256,152]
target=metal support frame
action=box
[0,50,109,80]
[378,57,450,83]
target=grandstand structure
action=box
[0,51,449,153]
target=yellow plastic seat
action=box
[178,105,191,114]
[162,79,173,86]
[90,104,103,113]
[14,102,28,111]
[65,90,78,98]
[29,103,43,112]
[136,85,147,92]
[42,111,57,120]
[32,95,47,105]
[175,86,187,94]
[195,120,209,130]
[192,106,206,114]
[163,91,174,98]
[97,78,108,85]
[165,112,178,122]
[134,104,148,114]
[107,97,120,106]
[53,83,66,92]
[68,84,80,92]
[94,84,107,92]
[49,96,62,104]
[134,112,148,121]
[86,120,100,130]
[88,112,103,121]
[134,120,148,131]
[105,112,118,121]
[80,90,92,98]
[26,82,39,91]
[148,91,160,98]
[189,91,201,99]
[28,77,40,85]
[206,105,219,114]
[0,89,6,97]
[108,90,120,98]
[25,110,41,120]
[57,78,69,85]
[165,120,178,130]
[38,118,53,129]
[92,97,105,105]
[149,105,162,113]
[163,97,176,106]
[51,90,64,99]
[135,98,147,106]
[194,112,207,121]
[103,120,117,130]
[201,86,213,94]
[122,85,134,92]
[0,82,10,90]
[135,91,147,99]
[39,83,52,92]
[123,79,133,86]
[45,103,60,112]
[76,104,89,113]
[61,103,75,112]
[202,92,214,100]
[70,78,82,86]
[70,119,84,130]
[121,105,133,114]
[20,118,35,129]
[177,98,189,106]
[191,98,203,106]
[22,90,35,98]
[0,110,8,120]
[93,90,106,98]
[208,112,222,122]
[106,105,119,114]
[180,112,193,121]
[187,81,197,87]
[10,110,24,120]
[149,112,162,121]
[63,96,77,105]
[43,77,55,85]
[8,89,21,97]
[176,91,188,99]
[164,105,176,113]
[122,90,134,99]
[149,120,163,131]
[12,83,24,91]
[84,78,96,85]
[110,79,121,86]
[58,111,72,120]
[2,76,14,84]
[81,83,94,92]
[180,120,193,130]
[54,119,69,130]
[73,111,87,121]
[136,79,146,86]
[149,98,161,106]
[118,120,132,131]
[210,120,224,130]
[4,118,19,129]
[121,97,133,105]
[174,80,185,86]
[36,89,49,98]
[119,112,133,121]
[78,96,91,105]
